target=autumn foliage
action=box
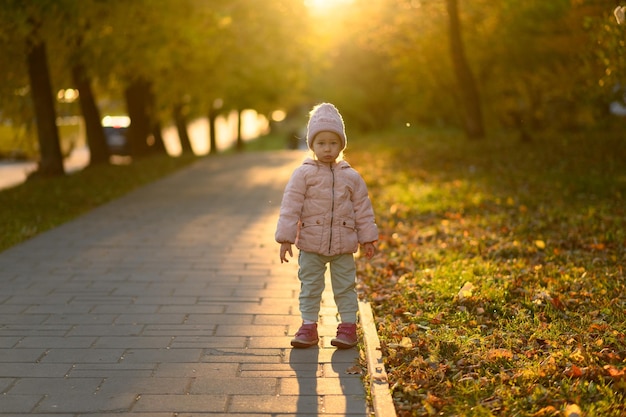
[352,128,626,416]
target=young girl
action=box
[275,103,378,349]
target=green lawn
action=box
[350,128,626,416]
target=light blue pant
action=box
[297,250,358,323]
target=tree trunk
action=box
[150,120,167,154]
[235,109,244,152]
[146,84,167,156]
[124,78,152,158]
[174,103,193,154]
[26,38,64,177]
[71,63,109,165]
[208,108,218,155]
[446,0,485,140]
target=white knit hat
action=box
[306,103,346,150]
[615,6,626,25]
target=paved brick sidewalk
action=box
[0,151,373,416]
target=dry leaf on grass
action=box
[487,348,514,361]
[564,403,582,417]
[458,282,474,300]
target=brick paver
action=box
[0,151,373,416]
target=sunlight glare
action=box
[305,0,354,15]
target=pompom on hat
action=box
[306,103,346,150]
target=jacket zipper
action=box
[328,164,335,254]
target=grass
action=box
[349,127,626,416]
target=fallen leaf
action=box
[589,242,605,250]
[533,291,553,305]
[424,402,437,416]
[346,365,363,375]
[487,348,514,361]
[533,405,558,417]
[535,239,546,249]
[548,295,565,310]
[604,365,625,380]
[597,348,621,362]
[564,364,584,378]
[458,282,474,300]
[570,348,586,363]
[564,403,582,417]
[425,392,445,410]
[400,337,413,349]
[393,307,406,315]
[387,337,413,349]
[372,374,388,382]
[430,312,444,324]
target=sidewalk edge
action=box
[359,300,397,417]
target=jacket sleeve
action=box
[352,174,379,244]
[275,169,306,244]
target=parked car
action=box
[102,115,130,155]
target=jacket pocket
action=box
[338,218,356,230]
[299,215,325,252]
[301,215,325,229]
[338,217,359,253]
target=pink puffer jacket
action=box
[275,158,378,256]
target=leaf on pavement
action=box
[346,365,363,375]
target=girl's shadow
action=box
[287,346,367,415]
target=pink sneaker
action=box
[291,323,319,348]
[331,323,358,349]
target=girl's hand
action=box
[280,242,293,263]
[362,242,377,259]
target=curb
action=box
[359,300,397,417]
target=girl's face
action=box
[312,131,342,163]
